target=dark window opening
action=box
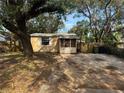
[42,37,50,45]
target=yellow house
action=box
[31,33,79,53]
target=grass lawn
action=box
[0,52,124,93]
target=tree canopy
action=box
[0,0,73,57]
[27,14,64,34]
[1,0,124,56]
[70,0,124,43]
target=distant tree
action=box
[27,14,64,34]
[69,20,93,43]
[75,0,124,43]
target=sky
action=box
[59,13,84,33]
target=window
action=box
[71,39,76,47]
[42,37,50,45]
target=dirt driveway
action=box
[0,53,124,93]
[37,53,124,93]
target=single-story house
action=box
[31,33,79,53]
[0,34,6,42]
[0,34,7,52]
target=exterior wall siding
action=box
[31,36,59,52]
[59,47,77,53]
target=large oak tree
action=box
[0,0,69,57]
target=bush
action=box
[98,45,124,58]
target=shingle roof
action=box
[30,33,56,37]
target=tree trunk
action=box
[19,34,33,57]
[2,14,34,57]
[16,14,33,57]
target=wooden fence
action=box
[78,42,124,53]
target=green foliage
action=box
[27,14,64,33]
[0,0,71,34]
[70,0,124,43]
[69,20,93,43]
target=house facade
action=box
[31,33,79,53]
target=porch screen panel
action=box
[71,39,76,47]
[61,39,65,47]
[65,39,70,47]
[61,39,70,47]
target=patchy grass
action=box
[0,52,62,93]
[0,53,124,93]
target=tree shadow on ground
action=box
[1,53,124,93]
[0,52,24,59]
[0,58,19,89]
[28,53,63,90]
[0,53,28,90]
[62,54,124,92]
[28,53,124,93]
[0,52,60,91]
[94,58,105,61]
[33,52,59,65]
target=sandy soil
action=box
[0,53,124,93]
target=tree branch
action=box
[1,18,24,36]
[99,0,112,40]
[104,0,111,18]
[26,6,63,20]
[79,9,90,18]
[30,0,46,11]
[24,1,64,20]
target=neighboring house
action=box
[31,33,79,53]
[0,34,7,52]
[0,34,6,42]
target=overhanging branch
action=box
[25,5,64,20]
[1,18,23,36]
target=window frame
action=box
[41,37,50,45]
